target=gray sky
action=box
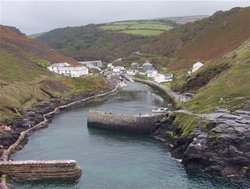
[1,0,249,35]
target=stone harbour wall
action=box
[87,111,166,134]
[0,160,82,181]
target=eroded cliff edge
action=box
[153,103,250,178]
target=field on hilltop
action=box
[99,20,174,37]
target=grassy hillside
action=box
[133,7,250,113]
[185,40,250,113]
[36,24,150,62]
[34,7,250,114]
[0,26,109,124]
[36,20,174,61]
[99,20,173,37]
[141,7,250,69]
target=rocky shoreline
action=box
[152,103,250,178]
[131,78,250,178]
[1,77,249,180]
[0,76,120,161]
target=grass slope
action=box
[0,26,109,124]
[141,7,250,69]
[186,40,250,113]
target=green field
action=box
[99,20,173,37]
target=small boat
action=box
[152,107,168,113]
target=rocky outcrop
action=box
[0,126,20,158]
[153,104,250,178]
[88,111,166,134]
[183,106,250,178]
[0,160,82,181]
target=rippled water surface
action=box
[13,82,250,189]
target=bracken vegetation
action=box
[0,26,109,123]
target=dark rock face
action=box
[183,107,250,178]
[153,104,250,178]
[0,126,20,159]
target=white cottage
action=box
[47,62,70,73]
[146,70,158,78]
[154,74,167,83]
[165,73,173,82]
[58,66,89,77]
[112,66,126,74]
[153,73,173,83]
[127,70,138,76]
[192,62,204,73]
[107,63,113,69]
[47,62,88,77]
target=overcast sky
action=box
[1,0,249,35]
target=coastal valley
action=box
[0,4,250,189]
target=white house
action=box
[138,71,146,76]
[127,70,138,76]
[112,66,126,74]
[47,62,70,73]
[146,70,158,78]
[58,66,89,77]
[153,73,173,83]
[107,63,113,69]
[165,73,173,82]
[47,62,88,77]
[192,62,204,73]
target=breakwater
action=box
[0,160,82,181]
[87,111,166,133]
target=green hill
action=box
[36,20,174,62]
[141,7,250,68]
[185,40,250,113]
[35,7,250,113]
[0,25,109,124]
[36,24,150,62]
[146,7,250,113]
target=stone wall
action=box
[87,111,166,134]
[0,160,82,181]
